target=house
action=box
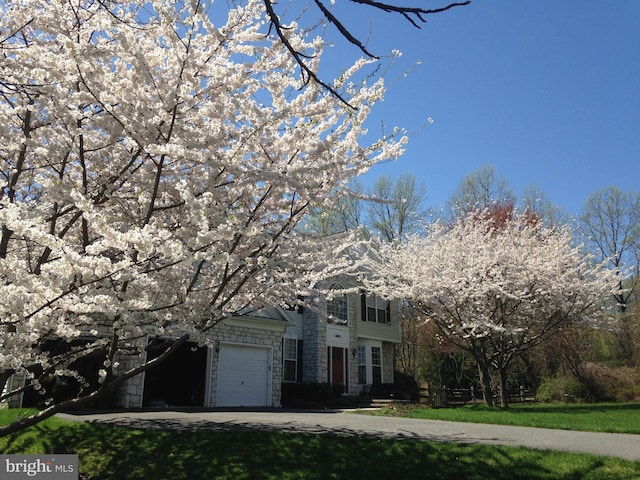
[112,311,295,409]
[119,277,401,408]
[281,281,401,396]
[5,237,401,410]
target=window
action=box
[283,338,298,383]
[361,293,390,324]
[357,346,366,384]
[371,346,382,384]
[327,284,348,325]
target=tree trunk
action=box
[0,370,12,401]
[498,367,509,408]
[477,363,494,406]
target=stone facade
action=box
[382,342,395,384]
[301,298,326,383]
[94,314,290,409]
[114,343,147,409]
[206,318,285,408]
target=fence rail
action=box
[420,386,536,407]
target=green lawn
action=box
[367,402,640,434]
[1,409,640,479]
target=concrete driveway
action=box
[58,409,640,462]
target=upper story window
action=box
[361,292,390,324]
[327,283,348,325]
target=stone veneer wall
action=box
[302,297,326,384]
[207,321,284,408]
[382,342,395,384]
[114,340,146,409]
[115,320,285,409]
[347,291,359,395]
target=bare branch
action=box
[312,0,378,58]
[264,0,469,106]
[263,0,354,108]
[349,0,470,26]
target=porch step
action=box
[367,398,411,408]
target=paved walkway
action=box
[58,409,640,462]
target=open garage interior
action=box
[22,339,109,408]
[142,340,208,408]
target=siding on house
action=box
[357,294,401,344]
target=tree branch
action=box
[0,334,190,438]
[263,0,353,108]
[350,0,470,27]
[263,0,469,106]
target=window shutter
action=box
[297,340,304,383]
[360,292,367,322]
[386,301,391,324]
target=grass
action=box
[1,409,640,479]
[368,402,640,434]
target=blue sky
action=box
[319,1,639,218]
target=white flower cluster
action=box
[0,0,405,404]
[366,210,615,395]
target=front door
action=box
[327,346,348,390]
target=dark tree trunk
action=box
[498,367,509,408]
[477,363,494,406]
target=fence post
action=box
[430,386,448,408]
[519,385,524,404]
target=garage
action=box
[216,344,271,407]
[142,340,208,407]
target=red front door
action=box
[328,346,348,389]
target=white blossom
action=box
[367,210,615,405]
[0,0,404,410]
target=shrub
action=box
[580,363,640,402]
[392,371,421,401]
[536,376,587,403]
[280,383,342,408]
[536,365,640,403]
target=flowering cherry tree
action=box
[368,210,614,407]
[0,0,407,433]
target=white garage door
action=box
[216,344,271,407]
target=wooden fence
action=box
[421,386,536,407]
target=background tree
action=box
[305,180,365,235]
[397,311,477,395]
[579,186,640,368]
[579,186,640,313]
[368,172,428,241]
[369,207,613,407]
[0,0,406,434]
[521,184,568,228]
[445,164,515,220]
